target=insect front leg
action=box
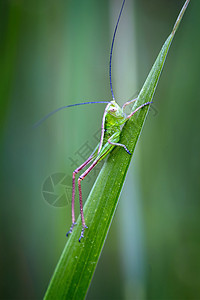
[66,154,94,237]
[127,101,152,119]
[122,97,137,111]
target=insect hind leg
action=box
[77,158,101,242]
[66,153,94,238]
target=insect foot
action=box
[125,147,131,155]
[66,222,77,237]
[79,225,88,242]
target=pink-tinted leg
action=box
[66,154,94,237]
[127,101,152,119]
[78,158,100,242]
[122,97,137,111]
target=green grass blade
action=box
[44,1,190,299]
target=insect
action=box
[34,0,151,242]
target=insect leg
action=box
[78,159,100,242]
[106,131,131,155]
[77,148,111,242]
[122,97,137,111]
[127,101,152,119]
[66,154,94,237]
[108,139,131,155]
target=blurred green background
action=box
[1,0,199,299]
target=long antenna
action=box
[109,0,125,100]
[34,1,126,129]
[33,101,110,128]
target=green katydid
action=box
[34,0,151,241]
[67,97,151,241]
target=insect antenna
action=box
[34,0,126,129]
[109,0,125,101]
[33,101,110,128]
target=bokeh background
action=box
[1,0,199,299]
